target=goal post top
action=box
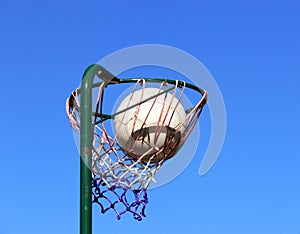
[79,64,208,99]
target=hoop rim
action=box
[68,75,208,125]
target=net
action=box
[66,77,207,220]
[92,178,148,221]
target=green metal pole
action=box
[80,64,99,234]
[79,64,115,234]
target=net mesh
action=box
[92,178,148,221]
[66,78,207,220]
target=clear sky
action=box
[0,0,299,234]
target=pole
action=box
[79,64,115,234]
[80,64,100,234]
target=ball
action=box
[114,88,186,162]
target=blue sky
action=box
[1,0,299,234]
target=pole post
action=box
[80,64,102,234]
